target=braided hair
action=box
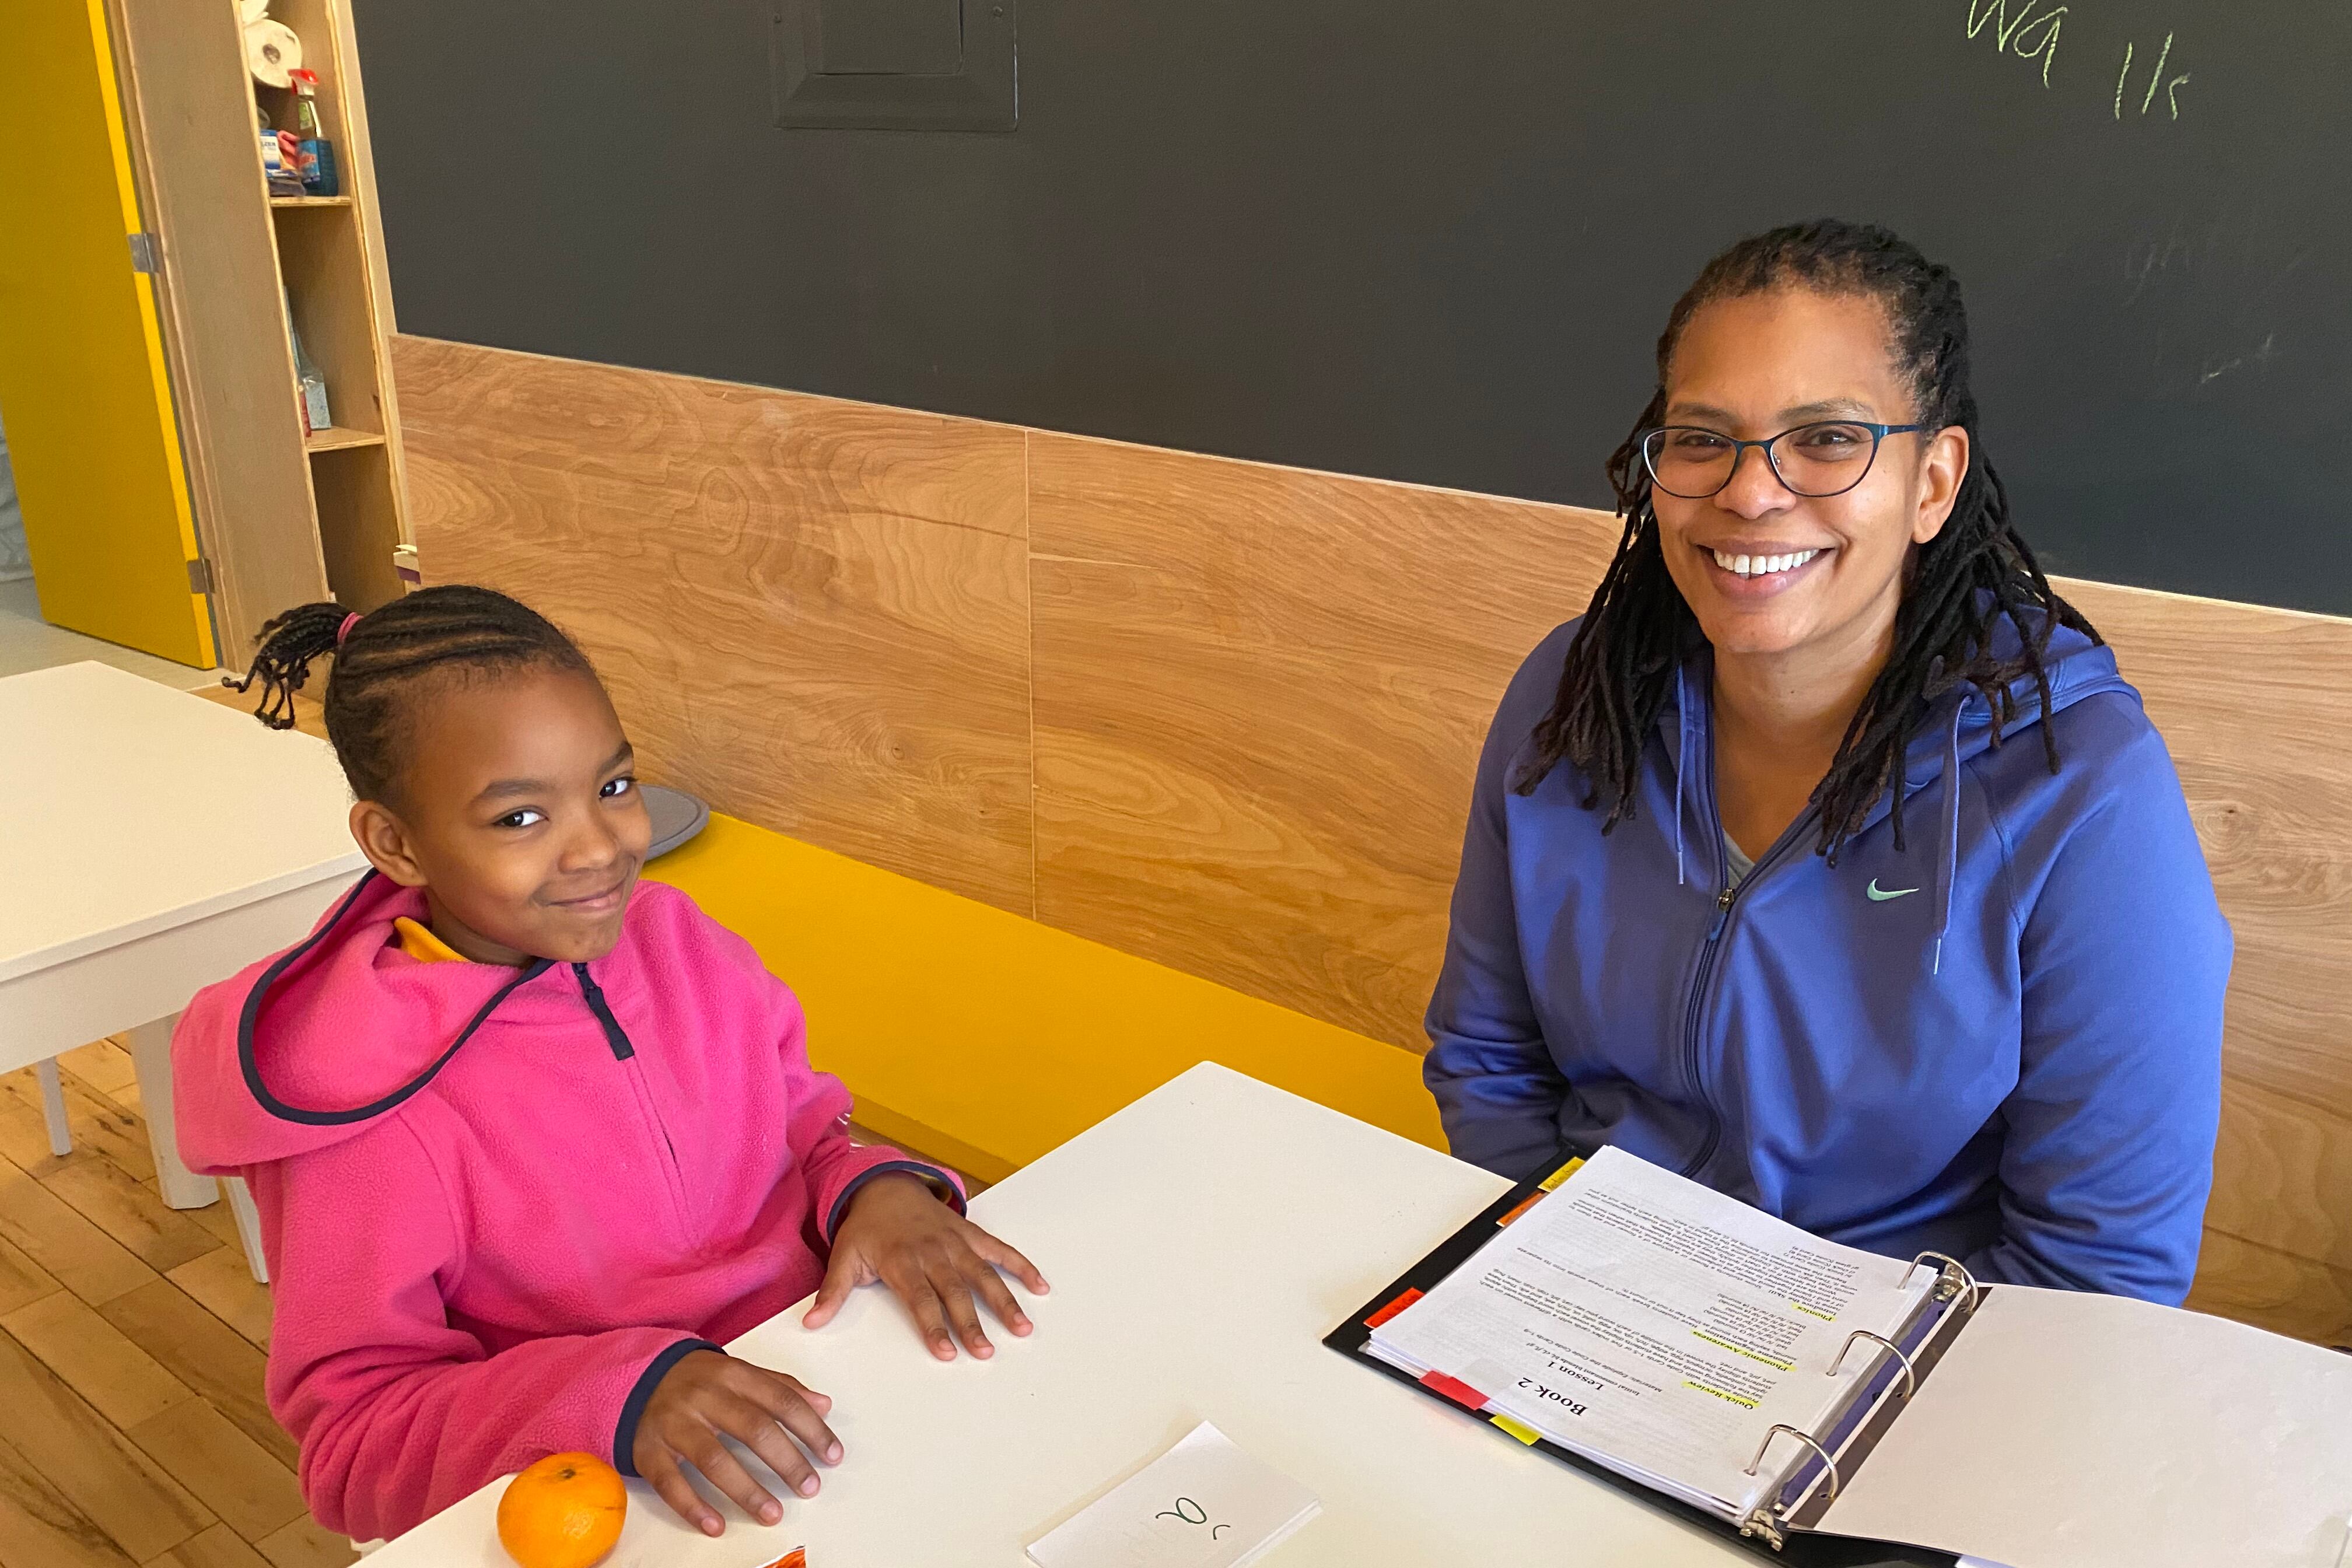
[1517,219,2099,863]
[225,585,597,802]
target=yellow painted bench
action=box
[648,813,1444,1182]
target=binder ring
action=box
[1743,1422,1842,1503]
[1900,1250,1981,1305]
[1829,1329,1917,1401]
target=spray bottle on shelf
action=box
[283,288,332,434]
[284,69,339,196]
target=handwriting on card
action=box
[1154,1496,1231,1539]
[1026,1422,1320,1568]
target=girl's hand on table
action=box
[633,1349,839,1535]
[807,1172,1049,1360]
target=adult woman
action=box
[1424,220,2228,1303]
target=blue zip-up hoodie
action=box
[1425,614,2230,1304]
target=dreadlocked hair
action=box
[1515,218,2100,863]
[225,584,597,802]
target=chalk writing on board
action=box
[1966,0,2067,89]
[2114,32,2191,121]
[1955,2,2191,125]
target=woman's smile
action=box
[1698,543,1831,598]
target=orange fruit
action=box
[496,1452,626,1568]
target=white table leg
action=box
[225,1177,268,1284]
[126,1015,215,1209]
[34,1058,72,1157]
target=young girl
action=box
[174,586,1048,1544]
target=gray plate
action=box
[642,783,711,860]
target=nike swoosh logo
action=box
[1867,880,1920,902]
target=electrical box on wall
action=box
[772,0,1016,131]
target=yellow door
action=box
[0,0,215,668]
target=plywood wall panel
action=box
[395,335,2352,1343]
[2065,581,2352,1121]
[1028,434,1619,1047]
[2186,1230,2352,1349]
[2060,580,2352,1320]
[394,337,1034,913]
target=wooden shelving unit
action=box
[303,427,385,453]
[107,0,410,657]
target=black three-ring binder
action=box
[1322,1159,1978,1567]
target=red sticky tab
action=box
[1419,1370,1490,1410]
[1364,1287,1422,1329]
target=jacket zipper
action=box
[573,964,634,1059]
[572,963,691,1227]
[1678,720,1812,1181]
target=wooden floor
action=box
[0,1040,355,1568]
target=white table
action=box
[0,662,364,1234]
[373,1063,1858,1567]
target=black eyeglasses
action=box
[1638,421,1926,499]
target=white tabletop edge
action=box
[0,852,370,985]
[0,661,368,982]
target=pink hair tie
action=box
[336,612,361,647]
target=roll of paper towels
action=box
[245,19,301,88]
[239,0,270,24]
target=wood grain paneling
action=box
[2067,581,2352,1124]
[1030,436,1617,1045]
[394,340,2352,1342]
[394,337,1035,914]
[2187,1230,2352,1348]
[2061,580,2352,1326]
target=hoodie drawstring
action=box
[1674,662,1693,887]
[1931,702,1965,977]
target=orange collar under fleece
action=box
[390,916,466,964]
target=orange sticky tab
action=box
[1364,1287,1422,1329]
[1420,1370,1489,1410]
[1496,1191,1545,1228]
[760,1552,806,1568]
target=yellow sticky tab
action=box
[1490,1414,1542,1446]
[1539,1156,1586,1192]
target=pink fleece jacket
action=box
[172,872,961,1541]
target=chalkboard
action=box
[355,0,2349,613]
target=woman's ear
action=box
[349,799,429,887]
[1912,424,1971,545]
